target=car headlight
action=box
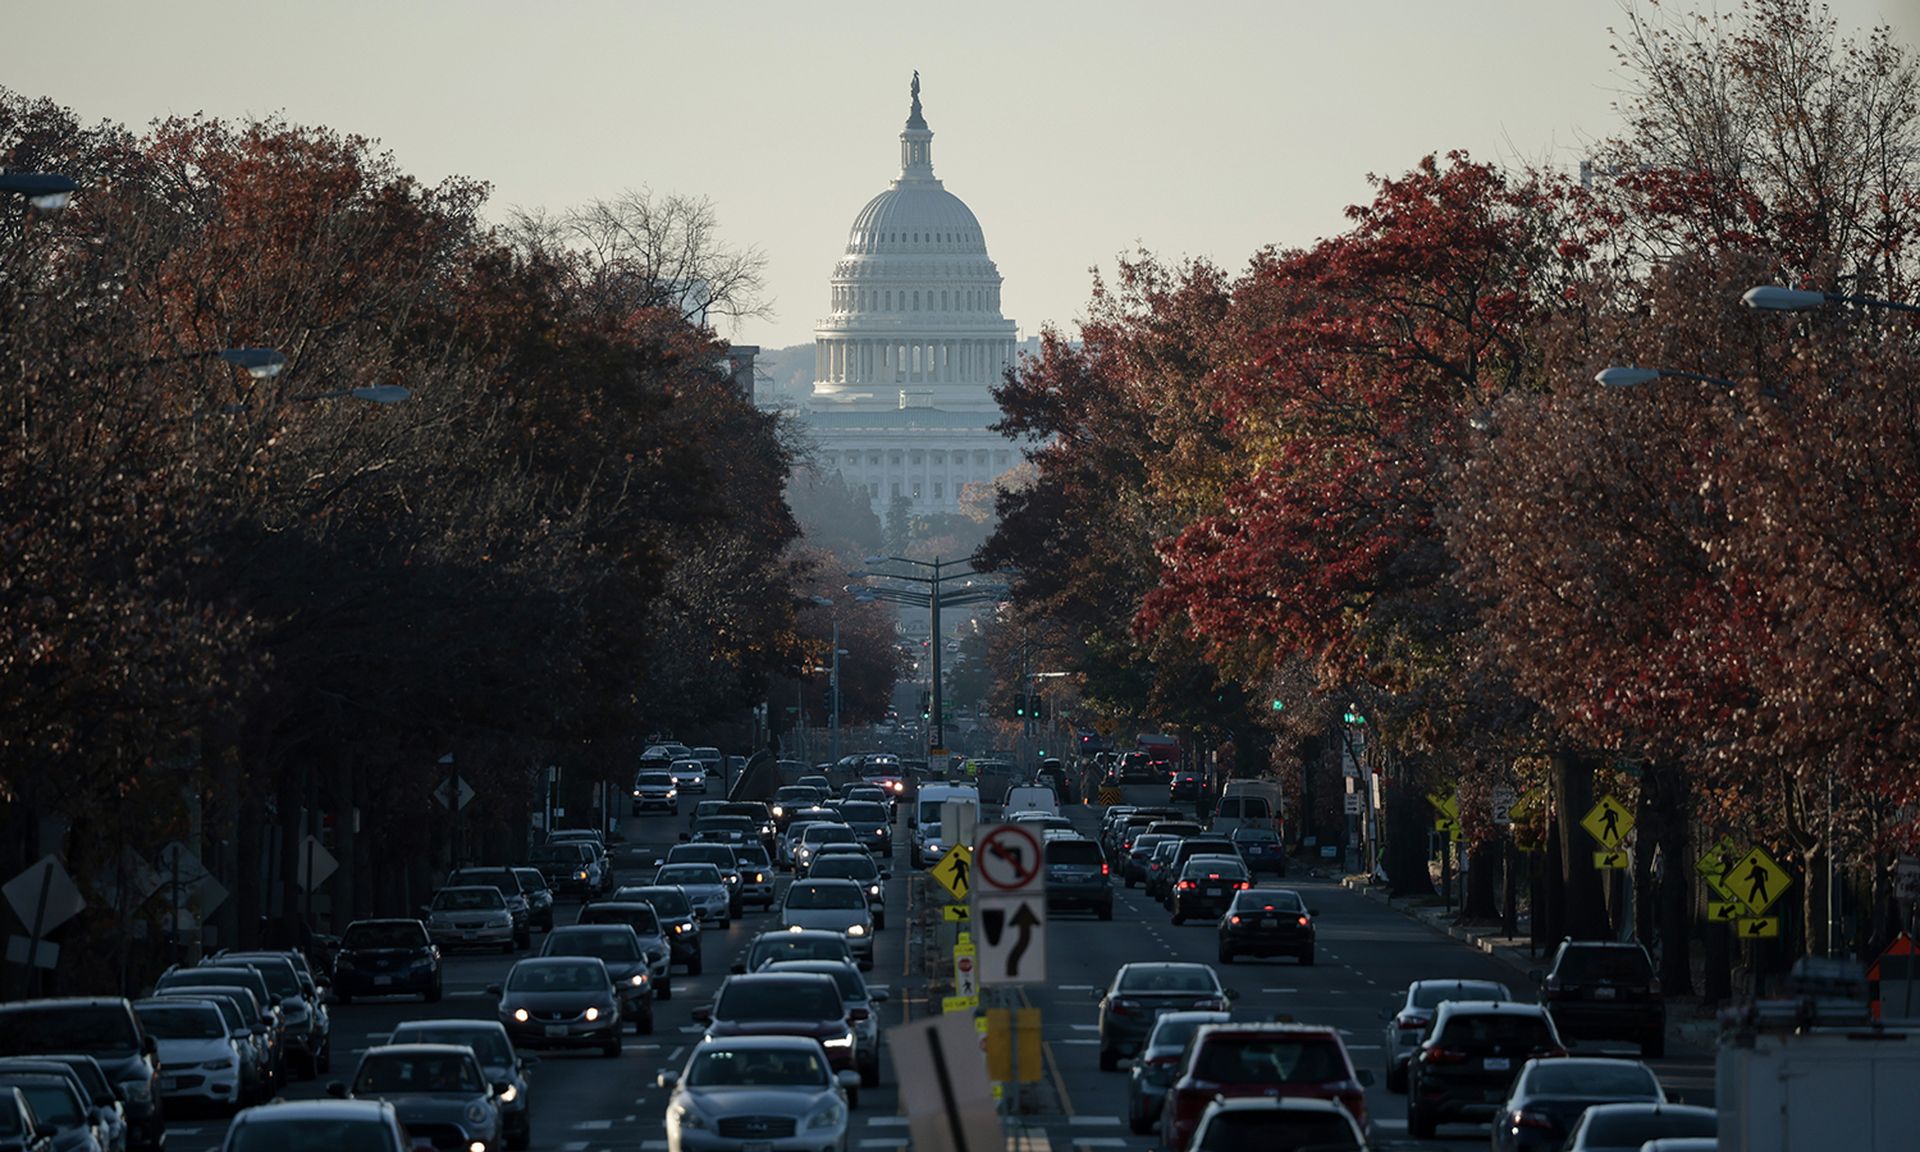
[584,1007,600,1021]
[753,873,766,883]
[672,923,687,934]
[868,884,882,896]
[513,1008,530,1022]
[200,1057,236,1070]
[771,806,784,817]
[497,1084,517,1104]
[806,1100,846,1129]
[575,871,589,881]
[824,1031,855,1049]
[629,973,646,987]
[668,1102,707,1130]
[465,1100,492,1126]
[665,788,677,798]
[120,1080,152,1103]
[847,924,866,937]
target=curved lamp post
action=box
[1743,285,1920,316]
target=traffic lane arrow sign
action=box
[975,895,1046,985]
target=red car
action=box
[1161,1023,1372,1151]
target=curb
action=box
[1339,875,1542,978]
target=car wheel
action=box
[1218,944,1234,964]
[425,978,443,1003]
[1299,948,1315,967]
[1098,1045,1118,1072]
[1407,1102,1435,1140]
[602,1037,622,1057]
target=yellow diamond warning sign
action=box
[931,845,973,902]
[1581,795,1634,849]
[1728,848,1791,917]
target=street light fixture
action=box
[1742,285,1920,316]
[218,348,287,379]
[1596,365,1741,391]
[849,554,1006,758]
[0,171,77,213]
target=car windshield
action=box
[775,787,820,804]
[135,1005,227,1040]
[809,857,877,880]
[1233,891,1303,913]
[1195,1109,1359,1151]
[0,1006,137,1057]
[1438,1013,1554,1046]
[1047,840,1104,865]
[1556,948,1653,982]
[1193,1038,1347,1084]
[1119,967,1220,994]
[674,847,737,866]
[1585,1110,1717,1145]
[1147,1014,1227,1053]
[787,884,865,910]
[1182,859,1248,879]
[638,772,673,787]
[433,888,503,911]
[343,922,427,950]
[657,865,720,886]
[716,981,841,1021]
[355,1052,482,1094]
[391,1027,513,1067]
[548,929,640,960]
[0,1100,18,1137]
[735,847,772,868]
[768,964,861,1000]
[1412,982,1508,1009]
[452,870,517,891]
[583,906,660,934]
[803,826,856,844]
[839,803,887,822]
[43,1058,111,1104]
[620,889,691,917]
[513,869,548,891]
[227,1120,399,1152]
[1232,829,1279,844]
[1526,1062,1659,1097]
[6,1082,81,1125]
[529,845,588,865]
[685,1046,829,1088]
[507,963,604,992]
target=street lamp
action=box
[0,171,77,213]
[1595,365,1741,391]
[848,555,1006,759]
[1742,285,1920,316]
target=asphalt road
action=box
[155,780,1713,1152]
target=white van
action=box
[1003,785,1060,818]
[913,783,979,868]
[1213,781,1284,835]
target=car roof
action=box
[1201,1096,1354,1115]
[1194,1021,1344,1040]
[1578,1102,1716,1120]
[232,1099,397,1124]
[753,929,845,944]
[724,972,840,990]
[389,1019,508,1037]
[1434,1000,1551,1019]
[691,1035,828,1053]
[1119,962,1220,976]
[510,956,608,971]
[362,1043,477,1060]
[792,878,865,890]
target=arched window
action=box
[913,291,920,311]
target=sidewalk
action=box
[1338,874,1721,1052]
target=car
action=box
[653,863,733,927]
[538,924,656,1034]
[386,1019,536,1152]
[1381,978,1513,1092]
[1229,827,1287,876]
[446,867,535,948]
[422,885,517,952]
[803,851,888,929]
[670,758,710,795]
[490,957,626,1058]
[1561,1102,1716,1152]
[762,959,889,1087]
[690,746,725,781]
[527,840,605,901]
[1144,820,1205,841]
[0,1086,52,1152]
[833,800,894,855]
[732,929,856,975]
[1095,962,1237,1072]
[1492,1056,1665,1152]
[612,885,705,975]
[631,769,680,815]
[1159,837,1241,905]
[329,919,441,1004]
[0,1058,123,1152]
[146,988,273,1103]
[1169,856,1252,924]
[215,1099,411,1152]
[789,817,859,874]
[687,814,756,846]
[1160,1023,1371,1152]
[778,879,876,969]
[691,974,861,1087]
[201,952,328,1077]
[666,843,746,916]
[511,867,557,932]
[1145,839,1186,902]
[132,998,244,1114]
[0,1070,101,1152]
[1536,940,1667,1057]
[1405,1000,1566,1139]
[1043,836,1113,920]
[326,1043,503,1152]
[657,1036,857,1152]
[575,902,676,999]
[1169,771,1202,801]
[1123,833,1177,887]
[152,967,285,1088]
[715,801,778,850]
[731,844,777,911]
[1186,1096,1367,1151]
[770,786,827,832]
[1124,1010,1230,1134]
[1216,886,1316,965]
[644,742,694,762]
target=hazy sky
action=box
[7,1,1917,350]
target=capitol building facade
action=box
[789,77,1024,518]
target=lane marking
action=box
[575,1120,614,1131]
[865,1117,910,1127]
[1068,1115,1122,1126]
[1054,1039,1100,1045]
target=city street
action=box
[150,786,1712,1151]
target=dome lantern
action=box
[900,70,935,183]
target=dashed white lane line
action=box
[574,1119,614,1131]
[1068,1115,1123,1126]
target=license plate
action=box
[1259,919,1277,928]
[1484,1057,1510,1071]
[544,1025,568,1037]
[1594,987,1617,999]
[743,1144,773,1152]
[159,1077,178,1092]
[462,931,478,940]
[375,975,394,986]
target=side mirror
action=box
[656,1071,679,1090]
[836,1069,861,1090]
[870,989,890,1003]
[325,1081,348,1099]
[486,984,503,997]
[690,1007,713,1025]
[141,1035,158,1058]
[847,1007,870,1022]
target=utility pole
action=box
[829,617,842,764]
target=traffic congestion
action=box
[0,740,1746,1152]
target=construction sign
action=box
[1729,847,1791,917]
[1581,795,1634,849]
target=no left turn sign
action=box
[975,824,1043,894]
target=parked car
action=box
[1535,940,1666,1057]
[330,919,441,1004]
[326,1044,502,1152]
[1405,1000,1566,1140]
[1217,887,1316,965]
[1381,977,1513,1092]
[1125,1010,1230,1134]
[1160,1023,1371,1152]
[385,1019,535,1151]
[0,1000,163,1152]
[490,958,625,1058]
[657,1037,856,1151]
[1492,1056,1665,1152]
[1096,962,1236,1072]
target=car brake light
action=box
[1295,914,1308,924]
[1512,1109,1556,1130]
[1206,873,1220,879]
[1178,880,1196,890]
[1228,915,1241,925]
[1101,863,1110,876]
[1235,881,1250,889]
[1421,1046,1469,1065]
[1397,1017,1427,1031]
[1536,1046,1569,1059]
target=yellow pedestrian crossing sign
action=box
[1581,795,1634,848]
[1729,847,1791,916]
[1737,917,1781,939]
[1701,836,1744,903]
[931,845,972,902]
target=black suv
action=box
[1044,836,1114,920]
[1406,1001,1564,1139]
[1534,940,1666,1057]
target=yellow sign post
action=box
[931,845,973,903]
[1728,848,1791,917]
[1580,795,1634,849]
[1429,793,1462,841]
